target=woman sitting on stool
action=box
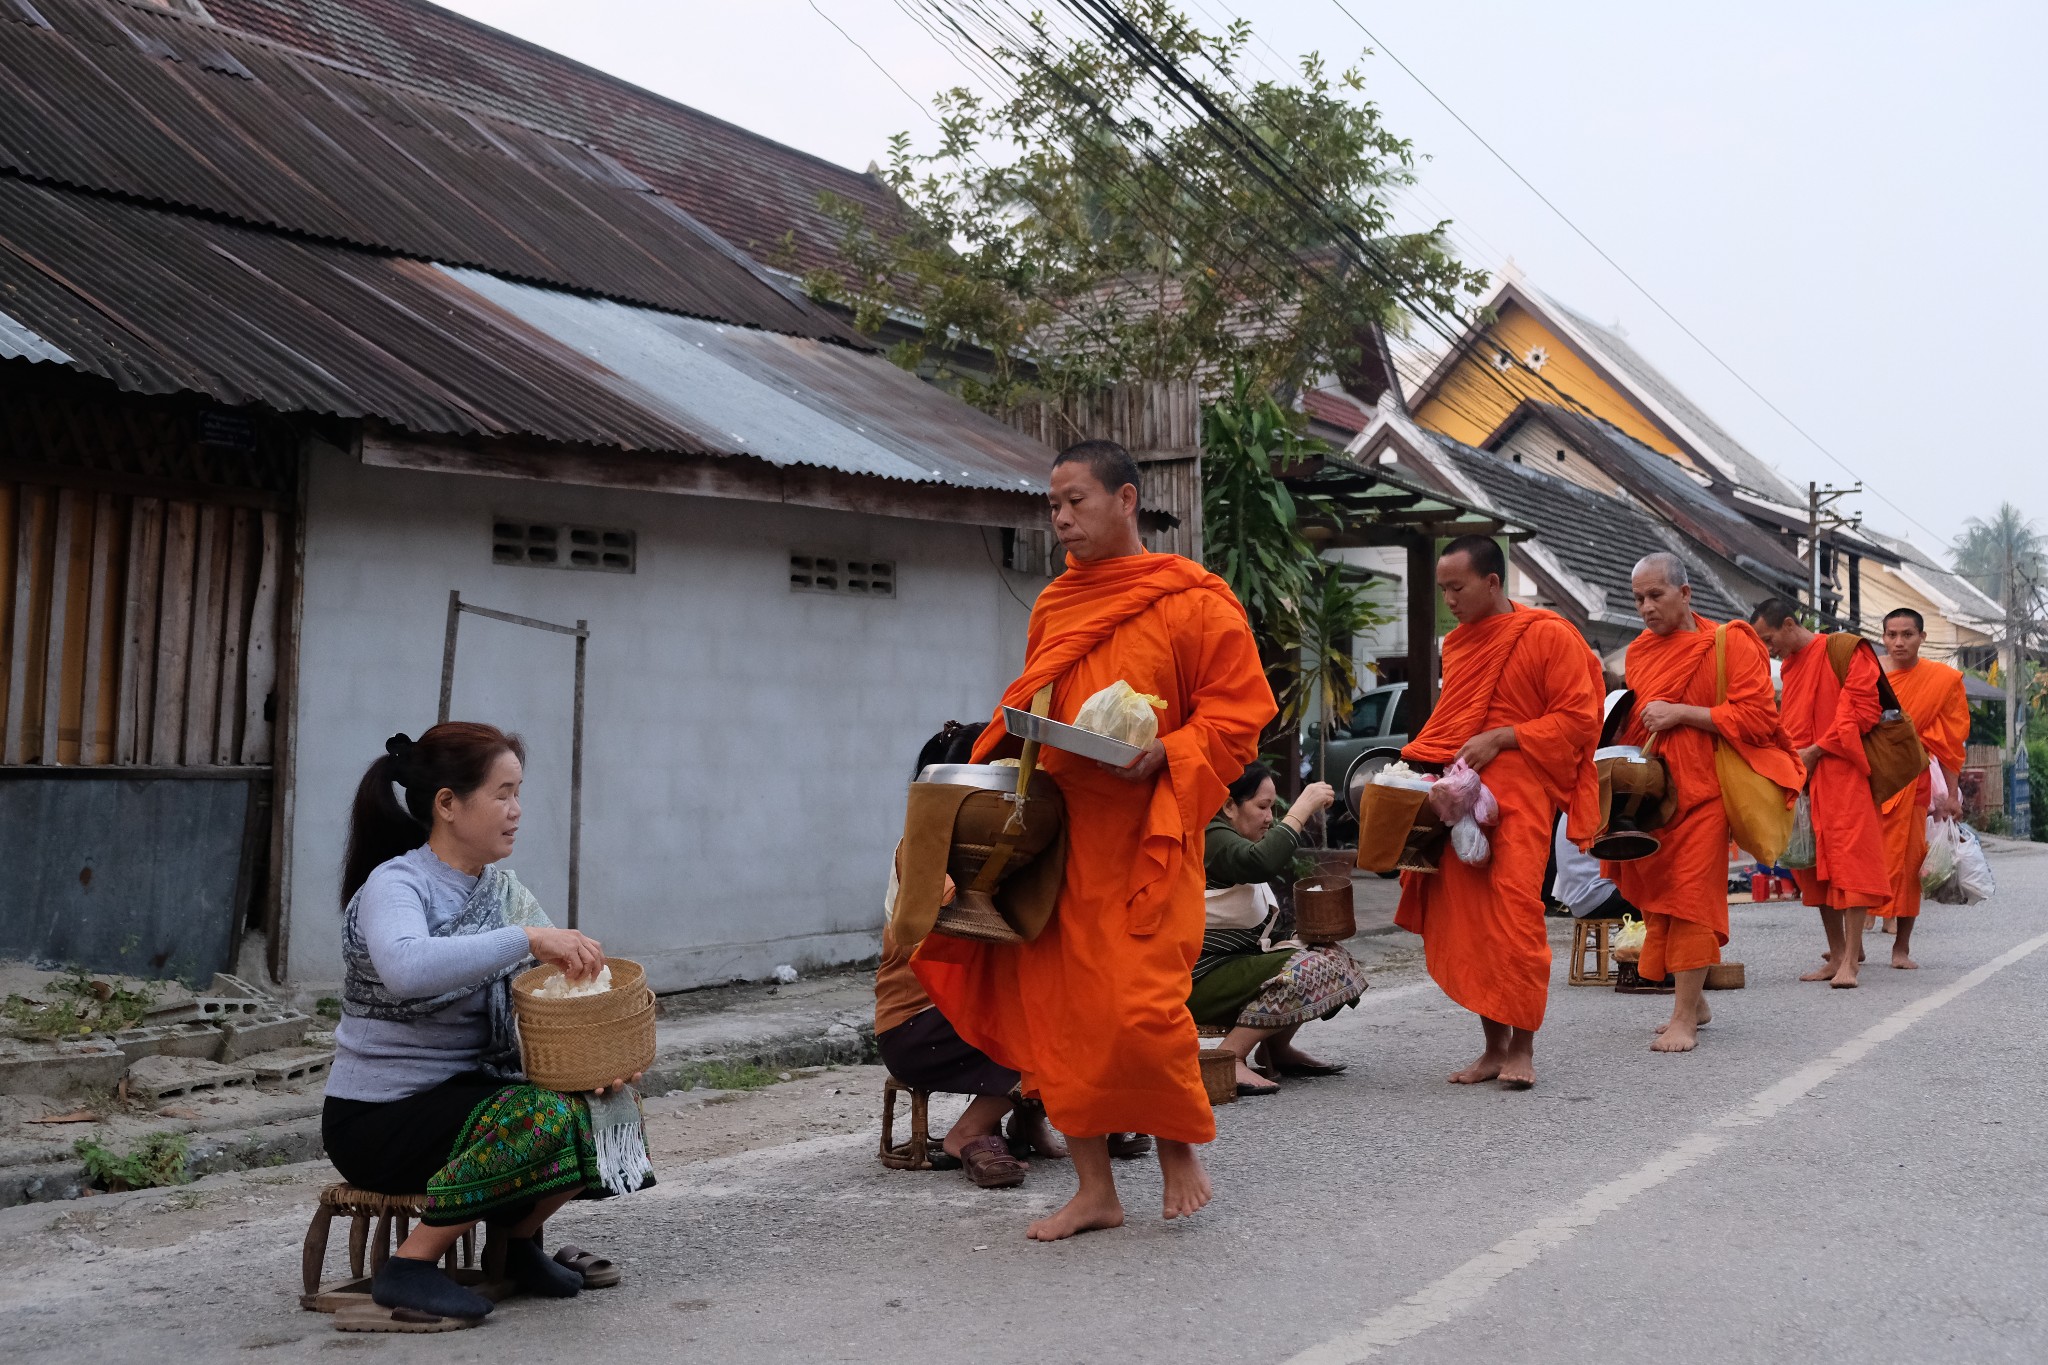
[1190,763,1368,1095]
[322,722,645,1326]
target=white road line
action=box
[1282,929,2048,1365]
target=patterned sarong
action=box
[423,1084,601,1225]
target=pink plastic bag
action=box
[1428,759,1499,865]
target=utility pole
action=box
[1806,480,1862,624]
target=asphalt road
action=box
[6,839,2045,1364]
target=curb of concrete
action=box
[0,1019,879,1208]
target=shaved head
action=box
[1632,551,1690,589]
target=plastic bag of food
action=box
[1427,759,1499,866]
[1072,680,1167,748]
[1782,793,1817,870]
[1920,817,1960,897]
[1611,915,1646,962]
[1952,824,1996,904]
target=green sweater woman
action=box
[1190,762,1368,1095]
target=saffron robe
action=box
[1395,606,1602,1032]
[1779,634,1891,910]
[1880,659,1970,918]
[1609,616,1803,964]
[914,551,1273,1144]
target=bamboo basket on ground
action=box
[513,958,656,1092]
[1198,1047,1238,1107]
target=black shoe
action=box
[506,1234,583,1297]
[371,1255,494,1320]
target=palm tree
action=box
[1951,503,2045,605]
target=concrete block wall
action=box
[285,447,1040,992]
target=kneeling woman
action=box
[323,723,644,1324]
[1190,764,1368,1095]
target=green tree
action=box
[1952,502,2045,606]
[802,3,1483,408]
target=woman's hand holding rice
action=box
[526,925,606,981]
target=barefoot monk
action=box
[1609,554,1802,1052]
[1750,599,1891,988]
[1394,536,1602,1089]
[915,439,1274,1241]
[1878,608,1969,970]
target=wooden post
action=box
[569,620,586,932]
[1405,534,1438,733]
[437,589,460,725]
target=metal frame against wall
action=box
[436,591,588,929]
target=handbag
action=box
[1711,625,1797,864]
[1824,634,1927,804]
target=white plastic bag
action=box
[1428,759,1499,866]
[1920,817,1960,897]
[1072,680,1167,747]
[1953,824,1996,904]
[1371,760,1435,792]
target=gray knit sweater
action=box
[324,846,534,1102]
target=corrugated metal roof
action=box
[200,0,904,280]
[0,0,857,340]
[0,176,1053,492]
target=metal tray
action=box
[1001,707,1146,768]
[915,763,1018,791]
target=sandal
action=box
[956,1134,1027,1189]
[553,1244,622,1289]
[1236,1082,1280,1097]
[1106,1133,1153,1160]
[1255,1045,1347,1078]
[1004,1101,1068,1161]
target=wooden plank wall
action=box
[1001,380,1205,564]
[0,480,277,766]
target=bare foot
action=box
[1891,951,1919,970]
[1157,1141,1212,1221]
[1830,960,1859,989]
[1026,1188,1125,1241]
[1800,959,1839,982]
[1448,1052,1506,1085]
[1653,1001,1710,1033]
[1650,1017,1700,1052]
[1497,1054,1536,1089]
[1022,1117,1069,1160]
[1232,1057,1277,1093]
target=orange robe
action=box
[1879,659,1970,918]
[1395,606,1602,1032]
[913,551,1273,1144]
[1779,634,1890,909]
[1609,616,1804,979]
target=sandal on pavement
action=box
[1236,1082,1280,1097]
[957,1134,1027,1188]
[554,1244,622,1289]
[1106,1133,1153,1160]
[1255,1045,1346,1078]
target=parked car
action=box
[1303,682,1412,844]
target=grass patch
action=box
[314,996,342,1021]
[3,967,158,1041]
[75,1131,191,1192]
[691,1061,780,1091]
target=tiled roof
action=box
[1508,405,1809,591]
[200,0,904,278]
[0,0,855,339]
[1428,435,1745,624]
[1863,529,2004,622]
[1544,295,1804,506]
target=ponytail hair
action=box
[341,722,526,906]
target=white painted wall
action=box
[285,446,1039,992]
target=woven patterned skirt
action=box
[1189,944,1368,1031]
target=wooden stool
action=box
[879,1077,935,1170]
[300,1184,516,1312]
[1568,918,1623,986]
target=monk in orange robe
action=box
[1395,536,1602,1089]
[915,439,1273,1241]
[1608,554,1803,1051]
[1878,607,1969,970]
[1750,599,1891,987]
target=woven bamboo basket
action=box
[1292,873,1356,943]
[512,957,657,1092]
[1198,1047,1238,1107]
[512,959,648,1024]
[1704,962,1747,990]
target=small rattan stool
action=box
[300,1184,516,1312]
[879,1077,935,1170]
[1568,918,1624,987]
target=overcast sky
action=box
[441,0,2044,554]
